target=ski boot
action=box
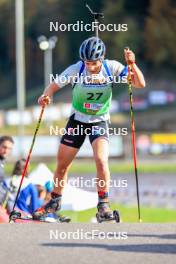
[96,202,120,223]
[32,196,61,220]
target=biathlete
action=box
[32,37,145,222]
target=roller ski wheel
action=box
[9,210,22,223]
[113,210,120,223]
[96,210,120,223]
[96,202,120,223]
[57,214,71,223]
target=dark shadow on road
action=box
[127,234,176,240]
[88,233,176,240]
[41,242,176,254]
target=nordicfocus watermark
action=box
[50,73,128,85]
[50,21,128,32]
[52,178,128,189]
[50,126,128,137]
[49,229,128,240]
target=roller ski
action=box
[32,196,71,222]
[9,196,71,223]
[96,202,120,223]
[9,209,71,223]
[9,210,54,223]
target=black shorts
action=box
[60,114,109,149]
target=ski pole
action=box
[125,47,142,222]
[86,3,104,37]
[9,104,46,220]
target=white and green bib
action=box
[72,61,113,116]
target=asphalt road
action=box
[0,223,176,264]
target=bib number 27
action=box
[86,92,103,100]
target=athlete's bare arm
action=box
[38,82,60,106]
[124,48,146,88]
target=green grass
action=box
[5,160,176,176]
[0,120,67,136]
[60,204,176,223]
[62,161,176,174]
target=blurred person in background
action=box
[0,136,14,207]
[35,184,47,206]
[5,159,43,214]
[0,136,14,182]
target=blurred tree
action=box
[26,0,74,91]
[124,0,149,16]
[101,0,142,63]
[0,0,15,100]
[66,0,103,62]
[144,0,176,67]
[0,0,175,108]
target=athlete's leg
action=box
[91,136,114,219]
[33,114,86,219]
[52,114,86,194]
[32,144,79,219]
[91,137,110,193]
[52,143,79,195]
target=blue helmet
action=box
[79,37,106,61]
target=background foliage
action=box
[0,0,176,107]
